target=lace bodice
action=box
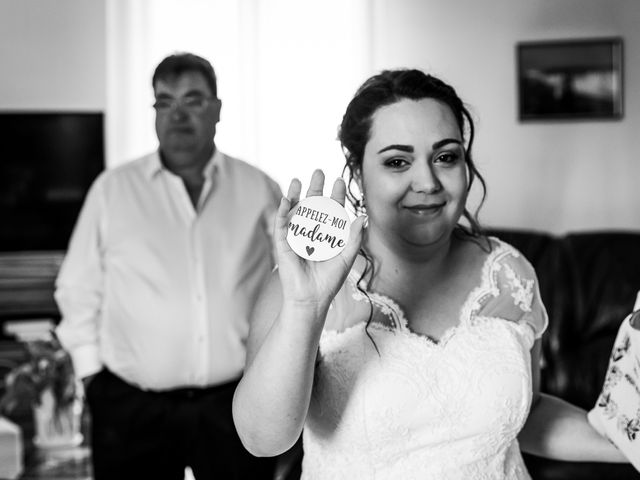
[302,239,548,480]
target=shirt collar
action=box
[143,148,223,180]
[204,148,223,179]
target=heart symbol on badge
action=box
[306,246,315,256]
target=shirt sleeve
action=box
[475,242,548,340]
[54,173,107,379]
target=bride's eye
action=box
[435,151,461,166]
[384,158,409,169]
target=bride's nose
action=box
[410,162,442,194]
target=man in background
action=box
[55,52,280,479]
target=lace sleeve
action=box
[475,240,549,339]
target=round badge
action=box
[286,196,351,262]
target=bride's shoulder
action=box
[485,236,537,277]
[460,235,548,336]
[451,234,492,271]
[451,235,538,292]
[455,235,532,269]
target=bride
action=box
[232,69,630,479]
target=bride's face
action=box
[359,97,468,250]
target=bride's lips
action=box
[403,202,446,215]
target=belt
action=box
[102,368,240,400]
[152,378,241,400]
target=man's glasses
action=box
[152,95,215,113]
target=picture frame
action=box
[517,37,623,121]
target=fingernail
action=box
[362,215,369,229]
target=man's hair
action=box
[152,52,217,97]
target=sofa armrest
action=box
[523,453,639,480]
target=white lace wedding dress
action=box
[301,239,548,480]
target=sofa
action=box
[488,228,640,479]
[277,228,640,480]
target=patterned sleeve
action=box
[474,240,548,340]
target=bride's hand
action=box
[275,169,366,313]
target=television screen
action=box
[0,113,104,251]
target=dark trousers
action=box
[85,369,275,480]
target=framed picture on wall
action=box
[517,37,623,121]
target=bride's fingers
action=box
[306,169,325,197]
[287,178,302,207]
[330,178,347,206]
[274,197,294,253]
[274,197,291,236]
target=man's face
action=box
[153,71,221,168]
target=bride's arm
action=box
[233,171,365,457]
[233,270,328,457]
[518,340,627,462]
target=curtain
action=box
[106,0,374,189]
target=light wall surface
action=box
[0,0,106,110]
[370,0,640,233]
[1,0,638,234]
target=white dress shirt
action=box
[55,149,281,390]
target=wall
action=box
[0,0,106,322]
[1,0,637,234]
[104,0,374,191]
[370,0,640,233]
[0,0,105,110]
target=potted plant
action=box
[0,336,83,449]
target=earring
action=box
[357,195,367,213]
